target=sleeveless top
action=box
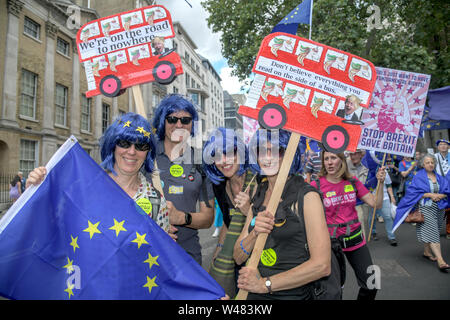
[247,176,316,300]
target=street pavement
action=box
[200,218,450,300]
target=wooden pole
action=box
[367,153,387,242]
[131,85,164,196]
[235,132,301,300]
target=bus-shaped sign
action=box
[76,5,183,98]
[238,32,376,152]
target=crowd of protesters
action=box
[14,94,449,300]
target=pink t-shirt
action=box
[311,176,369,251]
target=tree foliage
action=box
[202,0,449,88]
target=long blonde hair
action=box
[318,152,353,180]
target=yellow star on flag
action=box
[83,220,102,239]
[143,276,158,294]
[143,130,151,138]
[123,120,131,128]
[109,218,127,237]
[64,283,74,299]
[131,232,149,249]
[143,252,159,269]
[63,257,74,274]
[136,126,145,134]
[69,235,79,253]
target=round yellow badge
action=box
[260,248,277,266]
[170,164,184,177]
[136,198,152,216]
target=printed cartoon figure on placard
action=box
[101,17,120,37]
[323,50,348,74]
[377,84,414,135]
[282,84,310,108]
[348,58,372,82]
[81,22,100,43]
[144,7,166,25]
[335,95,364,123]
[270,35,295,57]
[310,92,334,118]
[77,5,184,98]
[296,41,322,66]
[108,51,127,72]
[121,11,143,31]
[261,79,284,101]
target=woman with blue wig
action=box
[234,128,332,300]
[151,94,215,265]
[26,112,170,233]
[203,127,255,298]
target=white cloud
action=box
[157,1,247,94]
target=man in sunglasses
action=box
[152,94,215,266]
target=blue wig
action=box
[99,112,156,175]
[202,128,249,185]
[152,94,199,141]
[248,128,306,176]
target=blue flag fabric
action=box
[392,168,450,232]
[0,136,224,300]
[271,0,312,35]
[427,86,450,121]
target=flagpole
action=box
[368,152,387,242]
[308,0,313,40]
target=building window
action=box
[190,93,199,106]
[173,86,179,93]
[24,17,41,40]
[20,69,37,119]
[56,37,70,56]
[20,139,38,176]
[185,73,190,87]
[102,103,110,134]
[55,84,68,126]
[81,94,91,132]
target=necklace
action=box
[226,174,245,207]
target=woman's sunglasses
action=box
[116,139,150,151]
[165,116,193,125]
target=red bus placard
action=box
[238,32,376,152]
[76,5,183,98]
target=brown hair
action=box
[318,151,353,180]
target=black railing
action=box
[0,173,16,204]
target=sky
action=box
[156,0,246,94]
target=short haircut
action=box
[99,112,156,175]
[152,94,198,141]
[202,127,248,185]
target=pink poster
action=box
[357,66,431,157]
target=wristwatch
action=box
[182,212,192,226]
[265,277,273,294]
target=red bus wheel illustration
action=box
[321,125,349,153]
[258,104,287,129]
[99,75,122,97]
[153,61,176,84]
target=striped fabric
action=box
[209,172,256,298]
[416,182,446,243]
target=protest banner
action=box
[238,33,376,153]
[76,5,183,98]
[357,67,431,157]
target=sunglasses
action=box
[165,116,193,125]
[116,139,150,152]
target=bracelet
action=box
[216,243,223,248]
[240,239,250,255]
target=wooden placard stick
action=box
[235,132,301,300]
[131,85,164,196]
[367,152,387,242]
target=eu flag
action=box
[0,136,224,300]
[271,0,313,35]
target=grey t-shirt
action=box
[153,140,214,265]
